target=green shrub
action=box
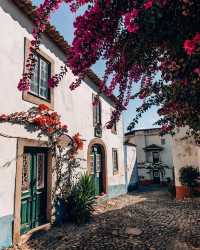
[66,173,96,224]
[179,166,199,196]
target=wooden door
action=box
[20,147,48,234]
[90,145,103,196]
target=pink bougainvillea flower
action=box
[144,0,154,10]
[0,114,8,121]
[124,9,139,33]
[124,9,139,25]
[193,32,200,44]
[193,67,200,77]
[183,39,196,55]
[127,23,139,33]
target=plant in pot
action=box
[179,166,199,197]
[66,173,96,225]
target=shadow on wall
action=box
[127,160,139,192]
[124,144,139,192]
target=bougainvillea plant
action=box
[18,0,200,138]
[0,104,83,203]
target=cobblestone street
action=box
[12,189,200,250]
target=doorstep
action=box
[19,223,51,245]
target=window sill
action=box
[22,91,54,110]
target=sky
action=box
[32,0,159,131]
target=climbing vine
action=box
[17,0,200,137]
[0,104,83,205]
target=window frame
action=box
[22,38,55,109]
[112,148,119,174]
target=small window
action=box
[93,94,101,126]
[112,149,118,173]
[30,54,51,100]
[161,138,165,145]
[152,152,159,163]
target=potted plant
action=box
[179,166,199,197]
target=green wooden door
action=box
[20,147,48,234]
[90,145,103,196]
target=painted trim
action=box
[22,38,55,110]
[87,138,108,194]
[13,138,53,244]
[108,184,126,198]
[176,185,200,200]
[176,186,190,200]
[0,214,13,249]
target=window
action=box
[161,138,165,145]
[152,152,160,163]
[30,54,51,100]
[23,38,54,109]
[93,94,101,126]
[112,149,119,173]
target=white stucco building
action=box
[125,128,174,185]
[0,1,127,248]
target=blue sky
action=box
[32,0,159,130]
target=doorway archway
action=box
[87,139,108,195]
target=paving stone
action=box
[7,189,200,250]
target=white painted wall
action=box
[0,1,125,218]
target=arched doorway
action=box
[87,139,107,195]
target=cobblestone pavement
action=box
[11,190,200,250]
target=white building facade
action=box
[125,128,174,185]
[0,1,126,248]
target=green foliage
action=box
[179,166,199,194]
[66,173,96,224]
